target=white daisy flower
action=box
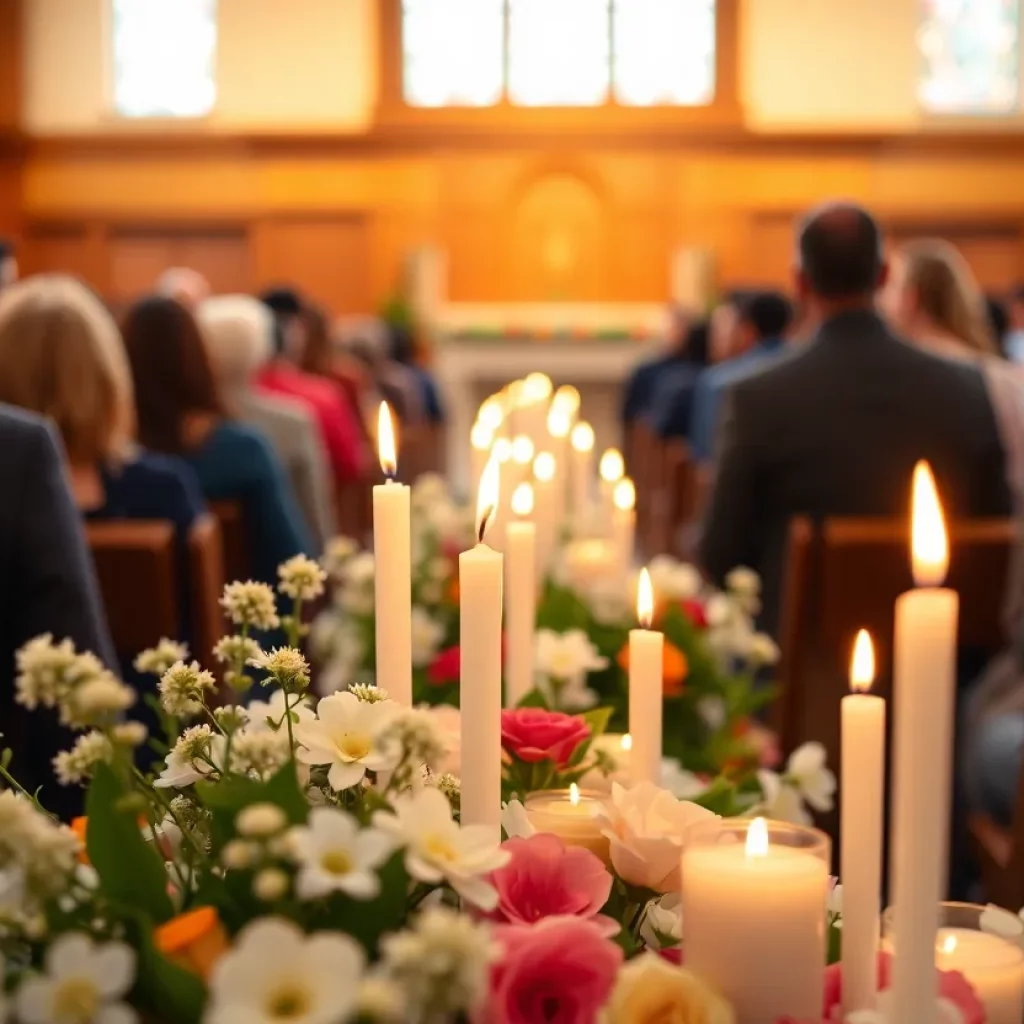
[373,787,509,910]
[290,807,395,901]
[786,741,837,813]
[533,629,606,711]
[204,917,364,1024]
[15,932,136,1024]
[154,726,226,789]
[294,691,401,791]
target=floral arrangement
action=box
[0,551,853,1024]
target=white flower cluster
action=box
[277,553,328,602]
[52,731,113,786]
[248,647,310,691]
[533,629,607,711]
[385,707,449,774]
[220,581,280,631]
[756,741,837,826]
[213,634,263,667]
[349,683,390,704]
[155,724,225,789]
[158,660,217,717]
[321,535,360,580]
[133,637,189,677]
[228,729,292,779]
[15,634,134,729]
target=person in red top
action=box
[257,288,370,483]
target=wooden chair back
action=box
[661,441,697,559]
[85,521,178,657]
[210,500,250,583]
[187,514,228,668]
[627,420,664,559]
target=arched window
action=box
[918,0,1020,114]
[111,0,217,118]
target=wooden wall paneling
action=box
[22,222,110,292]
[252,215,372,315]
[0,0,22,132]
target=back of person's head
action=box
[196,295,275,388]
[681,320,710,366]
[740,291,793,341]
[156,267,210,311]
[122,295,222,454]
[300,302,333,376]
[797,202,884,301]
[897,239,996,355]
[0,275,134,465]
[260,287,303,320]
[0,238,18,289]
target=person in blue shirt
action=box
[688,291,793,465]
[621,306,695,429]
[122,295,313,588]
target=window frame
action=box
[377,0,741,133]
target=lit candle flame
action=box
[941,935,957,955]
[533,452,556,482]
[621,733,633,752]
[512,435,535,466]
[471,421,493,452]
[512,482,534,517]
[850,629,875,694]
[547,404,572,438]
[911,461,948,588]
[569,782,581,806]
[637,567,654,629]
[614,478,636,512]
[523,372,553,402]
[492,437,512,464]
[476,455,500,544]
[553,384,580,415]
[600,448,625,483]
[746,817,769,858]
[377,401,397,478]
[571,422,595,453]
[478,398,504,433]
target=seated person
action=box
[621,305,695,428]
[198,295,336,550]
[123,295,312,586]
[645,320,710,440]
[0,236,18,291]
[258,288,370,482]
[388,321,446,426]
[688,291,793,465]
[0,403,117,819]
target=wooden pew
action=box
[188,514,228,667]
[210,500,250,583]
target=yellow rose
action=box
[605,953,735,1024]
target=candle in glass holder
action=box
[372,402,412,707]
[682,818,830,1024]
[612,478,636,579]
[841,629,886,1016]
[505,483,536,709]
[629,568,663,786]
[570,421,595,521]
[460,456,504,838]
[523,783,609,863]
[890,462,957,1024]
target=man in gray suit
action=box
[700,203,1012,635]
[0,404,116,817]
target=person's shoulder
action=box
[209,421,283,480]
[0,404,56,450]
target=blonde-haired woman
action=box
[884,238,1024,508]
[0,274,204,537]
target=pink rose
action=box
[822,953,984,1024]
[486,834,616,935]
[500,708,591,767]
[482,916,623,1024]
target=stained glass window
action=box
[401,0,718,109]
[918,0,1020,114]
[112,0,217,118]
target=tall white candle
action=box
[532,451,558,582]
[505,483,536,709]
[599,448,625,534]
[570,421,595,523]
[521,372,552,448]
[629,567,663,786]
[460,455,504,838]
[469,420,493,506]
[489,437,513,554]
[372,402,412,707]
[842,629,886,1016]
[612,478,636,581]
[547,404,572,530]
[683,818,830,1024]
[890,462,957,1024]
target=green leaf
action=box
[692,776,745,817]
[827,919,842,964]
[127,912,206,1024]
[579,706,612,739]
[85,763,175,924]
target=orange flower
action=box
[617,641,689,697]
[155,906,230,981]
[446,575,460,605]
[70,816,90,865]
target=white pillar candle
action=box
[459,455,504,838]
[841,629,886,1017]
[682,818,830,1024]
[629,567,663,786]
[505,483,536,709]
[599,448,625,535]
[522,372,552,449]
[936,927,1024,1024]
[372,402,412,707]
[532,451,558,582]
[612,478,637,581]
[570,421,595,524]
[890,462,957,1024]
[546,405,572,535]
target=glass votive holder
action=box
[681,818,831,1024]
[882,902,1024,1024]
[522,787,609,864]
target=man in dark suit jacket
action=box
[700,203,1012,636]
[0,404,116,817]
